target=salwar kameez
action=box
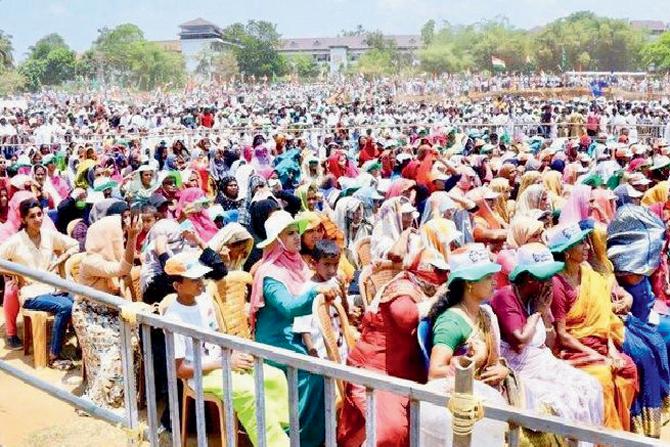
[255,277,325,447]
[202,365,290,447]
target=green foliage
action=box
[340,25,366,37]
[419,13,646,74]
[641,31,670,71]
[195,46,239,81]
[0,30,14,69]
[89,23,185,89]
[0,69,26,95]
[421,20,436,46]
[19,33,76,90]
[353,49,394,78]
[286,53,320,79]
[221,20,286,78]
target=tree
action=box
[641,32,670,72]
[353,49,394,78]
[221,20,286,78]
[0,30,14,69]
[0,69,26,95]
[88,23,186,89]
[421,20,436,46]
[286,54,320,79]
[19,33,76,90]
[340,25,366,37]
[195,46,239,82]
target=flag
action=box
[491,56,506,71]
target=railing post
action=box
[120,319,140,446]
[451,357,475,447]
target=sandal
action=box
[50,359,75,371]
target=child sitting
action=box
[292,240,350,362]
[163,252,290,447]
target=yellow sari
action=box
[560,264,637,431]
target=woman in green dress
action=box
[250,210,339,447]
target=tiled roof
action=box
[180,18,218,28]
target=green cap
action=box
[447,243,501,285]
[547,223,593,254]
[509,243,564,282]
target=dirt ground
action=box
[1,305,669,446]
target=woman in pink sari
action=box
[175,187,218,242]
[591,189,617,224]
[558,184,591,224]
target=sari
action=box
[559,184,591,225]
[590,189,616,224]
[515,184,548,217]
[492,286,605,436]
[420,218,461,260]
[641,180,669,207]
[489,177,512,224]
[176,187,218,242]
[552,264,638,430]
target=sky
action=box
[3,0,670,61]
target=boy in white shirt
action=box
[292,240,349,362]
[164,252,290,447]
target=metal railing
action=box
[0,258,665,447]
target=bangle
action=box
[544,326,554,333]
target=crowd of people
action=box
[3,81,670,446]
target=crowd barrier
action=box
[0,258,666,447]
[0,122,667,154]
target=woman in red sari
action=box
[337,235,447,447]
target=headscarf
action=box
[209,148,230,183]
[216,176,241,211]
[334,196,367,246]
[249,237,312,328]
[371,196,407,260]
[74,159,97,189]
[506,216,544,249]
[590,189,616,224]
[296,182,319,211]
[607,204,665,276]
[207,223,254,270]
[386,178,416,200]
[614,184,636,207]
[515,184,548,217]
[420,191,456,225]
[84,215,125,292]
[489,178,512,224]
[562,163,581,185]
[543,170,566,211]
[558,184,591,225]
[588,224,614,275]
[326,150,358,181]
[358,138,380,165]
[641,181,669,207]
[125,166,160,205]
[469,187,505,230]
[420,217,462,259]
[88,198,127,225]
[176,187,218,242]
[140,218,190,292]
[517,170,542,198]
[249,199,279,240]
[301,152,322,184]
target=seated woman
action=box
[164,252,290,447]
[207,222,254,271]
[0,197,79,369]
[468,186,507,252]
[73,213,141,411]
[251,210,340,447]
[370,196,418,260]
[547,223,638,431]
[338,235,447,447]
[420,244,508,447]
[491,243,604,435]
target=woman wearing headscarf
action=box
[214,176,242,211]
[209,147,231,184]
[31,164,56,210]
[506,216,544,249]
[419,218,462,260]
[326,150,358,185]
[251,210,340,447]
[515,184,550,219]
[208,223,254,271]
[176,187,218,242]
[558,184,592,225]
[296,182,321,212]
[517,170,542,199]
[124,165,160,206]
[73,214,141,411]
[489,177,513,224]
[543,170,566,212]
[590,188,617,224]
[300,152,322,185]
[420,191,457,225]
[334,196,369,248]
[370,197,418,260]
[469,187,507,252]
[244,199,280,272]
[385,178,416,201]
[353,186,384,225]
[43,154,70,205]
[237,170,266,227]
[338,237,447,447]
